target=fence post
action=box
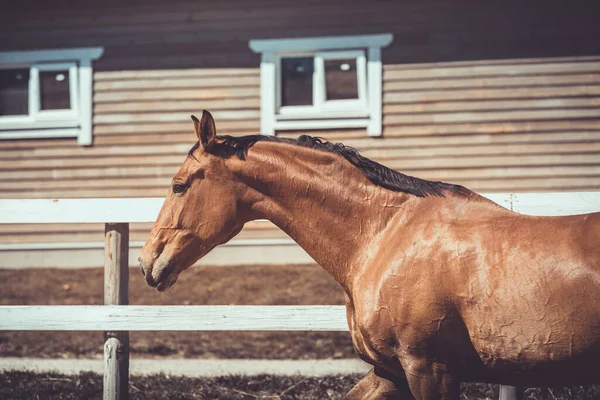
[499,385,524,400]
[104,223,130,400]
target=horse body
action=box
[347,197,600,391]
[139,111,600,399]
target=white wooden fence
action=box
[0,192,599,400]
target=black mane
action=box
[207,134,471,198]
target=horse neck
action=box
[233,141,408,291]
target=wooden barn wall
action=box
[0,0,599,248]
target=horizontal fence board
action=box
[0,198,164,224]
[0,305,349,331]
[1,193,599,224]
[452,178,600,193]
[510,192,600,216]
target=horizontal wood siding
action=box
[0,0,599,249]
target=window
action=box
[250,34,393,136]
[0,47,104,146]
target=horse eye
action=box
[172,183,188,194]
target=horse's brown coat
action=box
[139,111,600,399]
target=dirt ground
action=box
[0,264,355,359]
[2,371,599,400]
[2,265,599,398]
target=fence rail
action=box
[0,305,348,331]
[0,192,598,224]
[1,192,599,400]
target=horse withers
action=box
[139,111,600,399]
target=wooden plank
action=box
[94,68,259,81]
[0,188,170,199]
[386,153,600,170]
[1,194,599,225]
[0,154,186,170]
[103,223,129,400]
[341,132,600,150]
[360,142,600,161]
[94,98,259,113]
[0,165,180,182]
[511,192,600,216]
[383,60,600,80]
[0,226,288,245]
[383,108,600,125]
[454,178,600,193]
[93,87,259,103]
[0,305,350,331]
[0,220,273,235]
[0,227,275,244]
[383,97,600,115]
[384,73,600,92]
[0,198,164,224]
[93,109,260,125]
[2,142,599,172]
[382,120,600,137]
[94,75,260,90]
[383,85,600,104]
[0,143,192,161]
[9,150,595,172]
[94,120,259,135]
[409,165,600,181]
[0,177,171,191]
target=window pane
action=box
[325,58,358,100]
[281,57,313,107]
[40,70,71,110]
[0,69,29,116]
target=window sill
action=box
[0,127,81,141]
[274,117,369,131]
[0,119,79,131]
[276,110,370,120]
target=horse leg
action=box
[401,358,459,400]
[344,367,415,400]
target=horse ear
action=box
[191,110,216,151]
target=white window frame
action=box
[277,50,368,117]
[249,34,393,136]
[0,47,104,146]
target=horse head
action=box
[138,111,248,291]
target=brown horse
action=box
[139,111,600,399]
